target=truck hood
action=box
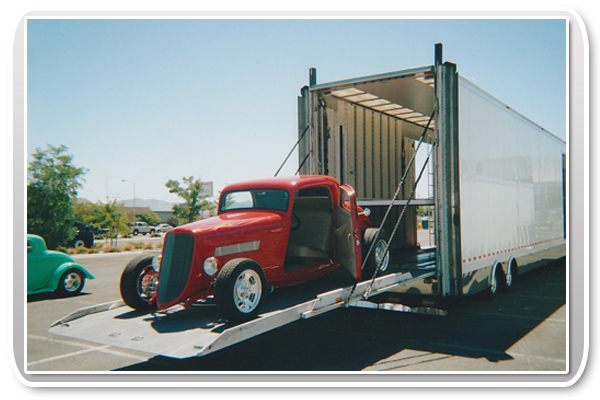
[171,211,286,237]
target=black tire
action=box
[57,269,85,296]
[132,230,139,236]
[362,228,391,280]
[215,258,266,323]
[73,239,85,248]
[488,263,504,298]
[501,261,518,293]
[120,255,158,311]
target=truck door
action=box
[337,185,363,279]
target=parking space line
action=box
[27,335,150,367]
[27,345,111,367]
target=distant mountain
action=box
[118,198,176,212]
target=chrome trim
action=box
[214,240,260,257]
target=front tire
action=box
[215,258,266,323]
[120,255,158,311]
[57,269,85,296]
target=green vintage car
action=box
[27,234,95,296]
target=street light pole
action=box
[121,179,136,220]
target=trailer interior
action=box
[298,64,441,295]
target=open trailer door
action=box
[337,185,363,280]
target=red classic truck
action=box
[119,175,389,322]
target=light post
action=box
[121,179,136,220]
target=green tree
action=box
[93,200,131,246]
[139,210,160,226]
[27,144,87,249]
[165,176,216,224]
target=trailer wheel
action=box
[215,258,266,323]
[488,263,504,298]
[57,269,85,296]
[120,255,158,311]
[362,228,391,280]
[502,259,518,292]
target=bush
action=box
[102,245,121,253]
[121,243,133,252]
[87,245,101,254]
[142,242,154,251]
[74,246,89,255]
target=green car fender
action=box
[48,262,95,290]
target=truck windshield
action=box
[220,189,289,212]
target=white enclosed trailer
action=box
[48,44,566,358]
[299,43,566,299]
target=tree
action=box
[165,176,216,224]
[92,200,131,246]
[27,144,87,249]
[139,211,160,227]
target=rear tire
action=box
[57,269,85,296]
[120,255,158,311]
[215,258,266,323]
[362,228,391,280]
[488,263,504,298]
[502,260,518,293]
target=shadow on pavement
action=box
[115,258,565,371]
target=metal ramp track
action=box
[48,269,435,359]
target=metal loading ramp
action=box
[48,264,436,359]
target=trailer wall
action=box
[457,77,566,294]
[300,68,437,249]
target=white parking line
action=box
[27,345,111,367]
[27,335,149,367]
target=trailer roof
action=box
[310,65,436,143]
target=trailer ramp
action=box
[48,268,435,359]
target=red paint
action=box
[155,175,370,310]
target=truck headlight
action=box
[203,257,220,276]
[152,255,162,272]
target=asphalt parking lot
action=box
[21,249,567,380]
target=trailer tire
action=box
[488,263,504,298]
[120,255,158,311]
[215,258,266,323]
[501,259,518,293]
[362,228,391,280]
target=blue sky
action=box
[26,18,567,204]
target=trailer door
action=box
[337,185,363,279]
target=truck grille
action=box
[157,233,194,305]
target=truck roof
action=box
[221,175,340,193]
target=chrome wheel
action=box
[58,269,85,296]
[137,267,157,301]
[233,269,262,314]
[63,272,82,292]
[374,239,390,274]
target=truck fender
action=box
[49,262,95,290]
